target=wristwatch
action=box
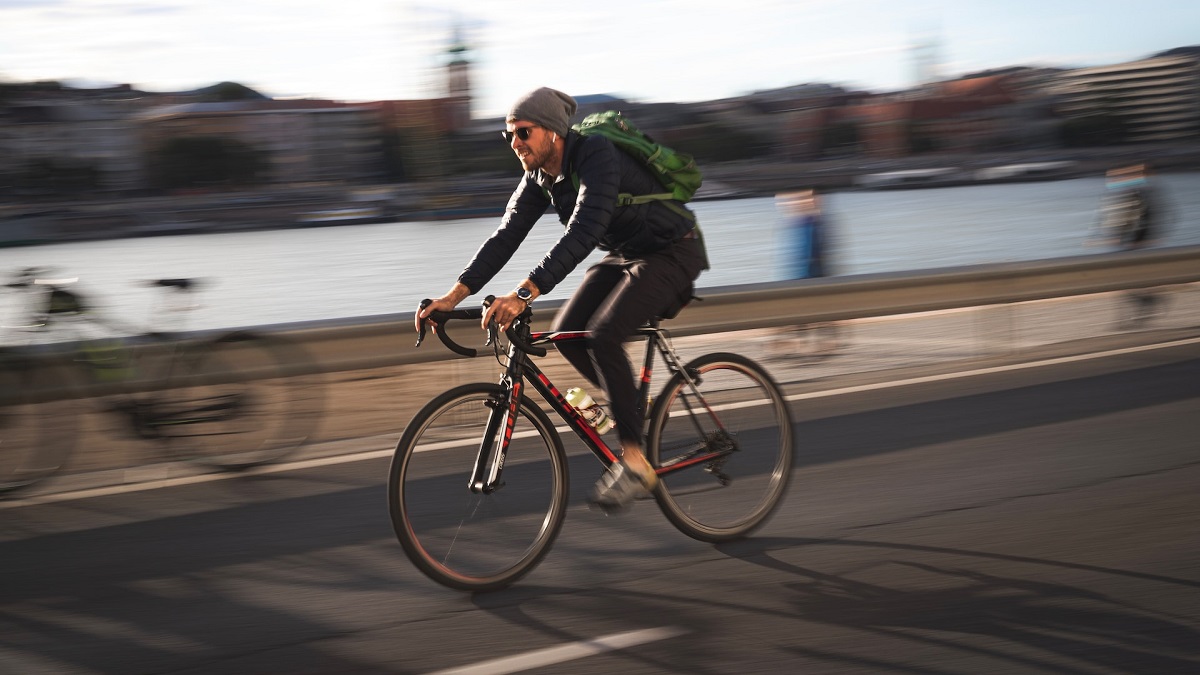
[515,287,533,306]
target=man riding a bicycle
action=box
[417,86,708,510]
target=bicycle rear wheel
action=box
[0,352,79,495]
[389,383,569,592]
[647,352,793,542]
[158,331,320,469]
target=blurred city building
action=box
[763,71,1070,161]
[136,99,382,186]
[0,82,160,194]
[1048,50,1200,143]
[1,44,1197,217]
[847,73,1056,158]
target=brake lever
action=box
[480,295,500,347]
[415,298,432,347]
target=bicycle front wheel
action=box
[158,332,320,469]
[647,352,793,542]
[389,383,569,592]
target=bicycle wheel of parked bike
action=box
[158,331,321,470]
[0,351,80,495]
[389,383,569,592]
[647,352,793,542]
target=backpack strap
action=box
[570,173,697,222]
[617,192,675,205]
[545,136,697,223]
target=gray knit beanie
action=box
[507,87,577,137]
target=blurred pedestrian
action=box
[779,188,830,280]
[1096,164,1156,248]
[1095,163,1167,327]
[772,188,840,357]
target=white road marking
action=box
[426,626,687,675]
[0,445,396,508]
[3,336,1197,509]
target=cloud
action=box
[2,0,1195,111]
[0,0,68,10]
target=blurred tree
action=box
[149,136,268,190]
[667,122,767,163]
[1055,92,1130,147]
[14,158,100,195]
[379,130,407,181]
[195,81,268,102]
[446,133,519,176]
[819,120,861,157]
[1059,113,1129,147]
[907,121,939,154]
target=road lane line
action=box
[0,445,396,508]
[426,626,687,675]
[4,335,1198,509]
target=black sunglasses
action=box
[501,126,538,143]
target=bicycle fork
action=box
[468,344,623,494]
[469,378,521,494]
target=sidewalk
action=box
[9,284,1199,502]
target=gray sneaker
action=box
[589,462,655,512]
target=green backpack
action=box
[571,110,703,208]
[551,110,709,270]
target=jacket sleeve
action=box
[526,136,621,293]
[456,175,549,294]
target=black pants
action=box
[552,237,707,445]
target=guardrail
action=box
[9,245,1200,389]
[274,245,1200,374]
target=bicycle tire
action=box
[647,352,793,542]
[389,383,569,592]
[157,331,320,470]
[0,351,80,496]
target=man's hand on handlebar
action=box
[414,294,546,358]
[415,296,458,334]
[415,283,471,335]
[482,294,528,332]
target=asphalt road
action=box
[2,341,1198,674]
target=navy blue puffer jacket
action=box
[458,131,697,295]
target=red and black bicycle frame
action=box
[467,322,733,495]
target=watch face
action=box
[517,288,532,301]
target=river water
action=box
[3,173,1198,332]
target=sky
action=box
[1,0,1197,117]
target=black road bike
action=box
[388,297,794,591]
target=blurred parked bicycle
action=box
[0,267,324,496]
